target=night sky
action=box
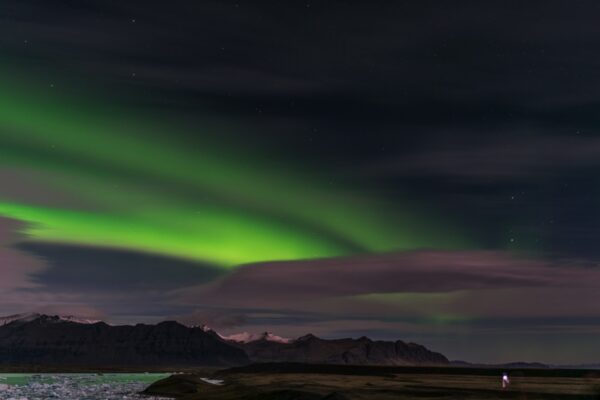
[1,0,600,364]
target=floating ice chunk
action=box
[0,374,170,399]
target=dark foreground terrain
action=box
[144,363,600,399]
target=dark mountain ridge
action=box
[0,314,448,367]
[233,332,449,366]
[0,314,248,366]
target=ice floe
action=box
[0,373,169,400]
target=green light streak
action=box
[0,66,474,266]
[0,201,348,266]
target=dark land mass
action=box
[144,364,600,400]
[220,362,600,378]
[0,315,248,367]
[2,314,599,398]
[0,315,448,368]
[232,333,448,366]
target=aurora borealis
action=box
[2,0,600,364]
[0,68,471,266]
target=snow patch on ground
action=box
[200,377,224,385]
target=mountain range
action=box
[0,314,247,367]
[232,333,448,366]
[0,314,448,368]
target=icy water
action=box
[0,373,170,399]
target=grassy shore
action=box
[143,364,600,399]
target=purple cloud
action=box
[371,134,600,181]
[176,250,600,308]
[169,250,600,343]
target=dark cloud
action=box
[19,243,224,292]
[372,133,600,181]
[0,218,48,317]
[1,243,224,323]
[0,218,45,291]
[4,1,600,110]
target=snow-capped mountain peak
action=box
[0,313,103,326]
[223,331,293,344]
[199,324,215,333]
[0,313,41,326]
[55,315,104,325]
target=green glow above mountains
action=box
[0,70,471,267]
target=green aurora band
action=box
[0,70,473,267]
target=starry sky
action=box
[1,0,600,364]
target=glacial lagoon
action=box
[0,373,170,399]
